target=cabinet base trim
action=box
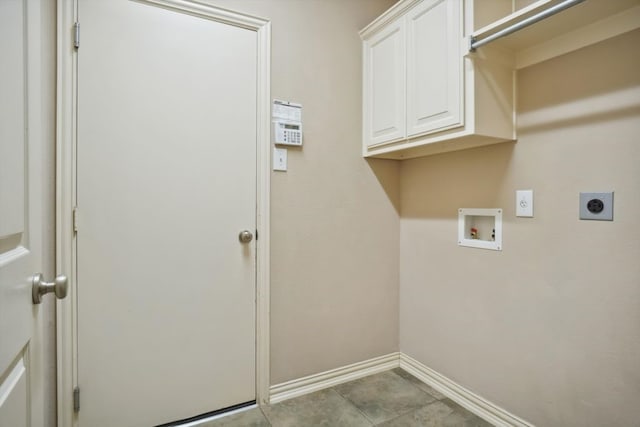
[365,134,515,159]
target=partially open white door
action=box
[0,1,53,426]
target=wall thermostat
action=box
[273,99,302,146]
[275,122,302,146]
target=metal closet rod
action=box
[470,0,587,51]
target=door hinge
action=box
[255,229,258,241]
[73,387,80,412]
[73,207,79,232]
[74,22,80,49]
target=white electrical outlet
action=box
[516,190,533,217]
[273,147,287,171]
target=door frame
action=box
[55,1,271,425]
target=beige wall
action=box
[209,0,401,384]
[40,3,639,426]
[399,30,640,427]
[40,1,400,418]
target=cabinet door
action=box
[363,18,406,148]
[406,0,462,137]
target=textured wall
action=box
[43,5,640,426]
[399,30,640,426]
[209,0,401,384]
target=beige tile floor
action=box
[200,368,493,426]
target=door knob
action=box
[32,273,68,304]
[238,230,253,243]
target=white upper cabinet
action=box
[363,16,406,147]
[361,0,516,159]
[361,0,640,159]
[406,0,461,137]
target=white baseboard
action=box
[399,353,534,427]
[269,352,400,404]
[269,352,534,427]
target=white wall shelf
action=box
[458,208,502,251]
[471,0,640,69]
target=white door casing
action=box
[56,1,271,425]
[1,0,54,426]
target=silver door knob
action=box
[238,230,253,243]
[32,273,68,304]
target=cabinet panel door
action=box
[363,19,406,147]
[406,0,462,137]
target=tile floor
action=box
[200,368,493,426]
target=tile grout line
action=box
[374,370,445,425]
[258,406,273,427]
[390,368,442,401]
[392,368,448,401]
[258,368,493,427]
[328,387,376,426]
[330,369,443,426]
[388,369,497,425]
[373,400,446,426]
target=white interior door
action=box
[0,1,50,426]
[76,1,258,425]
